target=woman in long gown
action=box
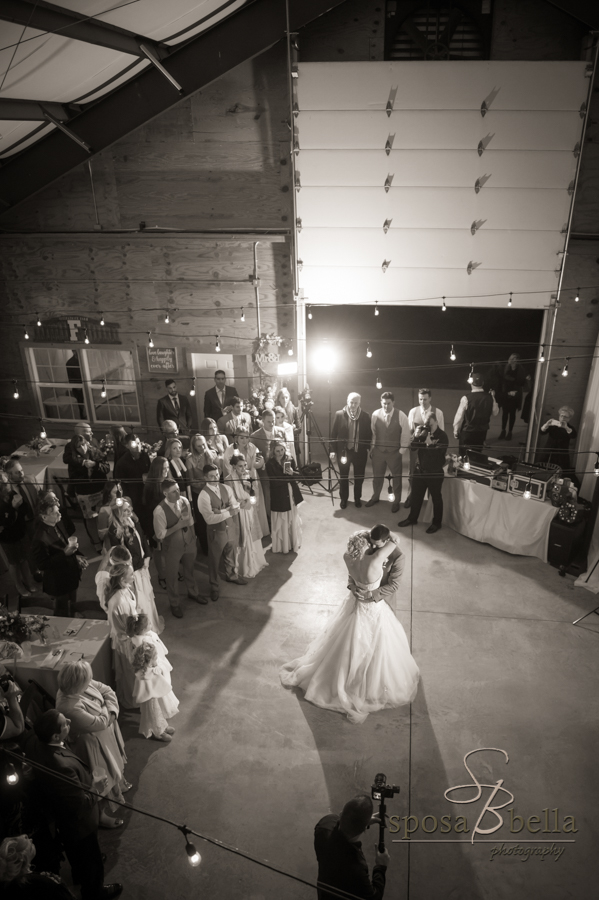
[223,428,269,537]
[105,563,140,709]
[225,453,268,578]
[140,456,170,585]
[266,441,303,554]
[186,433,218,555]
[280,531,420,724]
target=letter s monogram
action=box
[444,748,515,844]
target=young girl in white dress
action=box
[128,614,179,742]
[225,453,268,578]
[280,530,420,724]
[105,563,140,709]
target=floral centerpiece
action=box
[0,610,51,648]
[25,435,54,455]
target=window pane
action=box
[91,387,139,424]
[39,386,86,420]
[86,350,135,384]
[32,348,83,385]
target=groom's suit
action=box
[346,545,405,604]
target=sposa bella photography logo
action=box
[391,748,577,862]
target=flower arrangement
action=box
[0,610,51,646]
[25,436,53,455]
[140,440,163,461]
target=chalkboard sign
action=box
[147,347,178,373]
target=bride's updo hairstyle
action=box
[347,531,369,560]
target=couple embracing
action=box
[280,525,419,724]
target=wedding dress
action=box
[280,577,420,724]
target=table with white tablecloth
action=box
[13,439,69,488]
[2,618,112,696]
[422,476,558,562]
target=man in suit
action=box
[347,524,405,605]
[314,793,389,900]
[399,412,449,534]
[23,709,122,899]
[31,500,88,616]
[365,391,410,514]
[217,396,252,438]
[251,409,286,519]
[156,379,193,435]
[0,466,38,595]
[114,433,151,518]
[203,369,238,421]
[153,479,202,617]
[330,392,372,509]
[405,388,445,509]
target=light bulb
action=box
[24,327,29,339]
[374,302,379,316]
[165,311,170,324]
[539,346,545,363]
[288,347,293,356]
[190,379,196,397]
[100,313,105,326]
[508,293,512,307]
[36,313,41,326]
[340,454,348,465]
[523,482,532,500]
[6,764,19,786]
[84,329,90,344]
[595,456,599,476]
[467,366,474,384]
[307,308,313,320]
[376,372,382,389]
[148,332,154,348]
[462,455,470,471]
[442,297,447,312]
[215,337,221,352]
[249,481,257,504]
[13,381,19,399]
[562,360,569,377]
[241,308,245,322]
[115,490,124,507]
[450,345,456,361]
[40,421,47,439]
[186,841,201,867]
[101,380,107,399]
[366,344,372,358]
[387,478,395,502]
[575,288,580,302]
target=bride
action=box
[280,530,420,724]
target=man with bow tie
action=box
[156,379,193,435]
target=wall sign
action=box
[147,347,178,373]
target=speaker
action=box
[547,518,586,569]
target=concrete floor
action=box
[4,473,599,899]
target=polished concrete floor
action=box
[4,477,599,900]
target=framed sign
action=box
[147,347,178,374]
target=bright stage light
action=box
[278,362,297,376]
[313,346,337,374]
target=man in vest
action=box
[365,392,410,513]
[197,464,247,602]
[153,479,203,617]
[404,389,445,509]
[453,373,499,455]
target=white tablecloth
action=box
[14,440,69,488]
[422,477,557,562]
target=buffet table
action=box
[13,439,69,488]
[2,618,112,696]
[422,476,558,562]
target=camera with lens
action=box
[0,670,15,691]
[371,772,400,802]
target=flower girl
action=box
[127,614,178,742]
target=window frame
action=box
[24,342,142,426]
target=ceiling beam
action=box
[0,0,168,58]
[0,0,348,209]
[0,97,74,121]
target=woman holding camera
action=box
[265,441,303,553]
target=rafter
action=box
[0,97,74,121]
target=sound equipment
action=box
[507,464,558,502]
[547,518,587,570]
[456,470,493,487]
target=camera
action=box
[371,772,400,802]
[0,670,15,691]
[414,424,430,440]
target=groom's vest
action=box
[372,408,402,455]
[201,483,240,543]
[159,499,193,552]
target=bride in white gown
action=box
[280,530,420,724]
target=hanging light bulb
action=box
[12,380,19,399]
[148,332,154,348]
[575,288,580,302]
[115,485,124,507]
[442,297,447,312]
[374,301,379,316]
[189,378,196,397]
[185,840,201,868]
[387,474,395,503]
[450,345,456,361]
[36,312,42,326]
[215,336,221,353]
[84,329,90,344]
[594,454,599,476]
[523,478,532,500]
[508,292,513,307]
[467,364,474,384]
[562,358,569,377]
[24,326,30,340]
[164,310,170,324]
[307,307,313,320]
[366,343,372,358]
[249,477,256,505]
[462,453,470,471]
[539,345,545,363]
[375,370,382,390]
[288,345,294,356]
[100,313,105,326]
[5,763,19,786]
[39,420,47,439]
[241,308,245,322]
[100,380,107,399]
[340,453,348,465]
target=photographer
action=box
[398,412,449,534]
[314,793,389,900]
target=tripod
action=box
[304,409,339,504]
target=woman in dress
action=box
[280,530,420,724]
[274,406,297,463]
[266,441,303,554]
[104,563,140,709]
[56,660,130,827]
[164,438,189,499]
[277,387,301,460]
[0,834,75,899]
[97,481,119,544]
[128,613,179,743]
[106,497,163,634]
[186,434,217,555]
[140,456,169,586]
[199,418,229,476]
[95,544,132,611]
[225,454,268,578]
[492,353,530,441]
[223,427,269,537]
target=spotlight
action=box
[450,345,456,361]
[24,326,29,340]
[376,370,382,390]
[442,297,447,312]
[215,336,221,353]
[12,380,19,399]
[562,359,569,377]
[164,310,170,324]
[508,292,513,307]
[241,308,245,322]
[84,329,90,344]
[36,312,42,326]
[366,343,372,358]
[313,345,337,374]
[148,332,154,348]
[523,478,532,500]
[39,420,47,439]
[374,302,379,316]
[539,345,545,363]
[190,378,196,397]
[115,485,124,507]
[467,364,474,385]
[5,763,19,786]
[307,307,313,320]
[101,380,107,399]
[462,453,470,471]
[100,313,105,326]
[575,288,580,302]
[387,475,395,503]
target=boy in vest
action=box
[196,464,247,602]
[453,373,499,455]
[153,479,203,617]
[365,392,410,513]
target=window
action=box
[27,346,141,425]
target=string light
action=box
[462,453,470,471]
[594,454,599,476]
[215,336,221,352]
[189,378,196,397]
[241,308,245,322]
[562,358,569,377]
[523,477,532,500]
[366,343,372,358]
[24,326,29,340]
[115,484,124,507]
[575,288,580,302]
[36,312,41,326]
[100,313,105,326]
[101,380,107,399]
[84,329,90,344]
[449,345,456,361]
[467,364,474,384]
[387,475,395,503]
[340,453,348,465]
[5,763,19,786]
[508,292,512,307]
[307,307,313,319]
[442,297,446,312]
[374,302,379,316]
[164,310,170,324]
[12,381,19,399]
[148,332,154,348]
[39,419,46,439]
[539,345,545,362]
[288,345,294,356]
[375,370,382,390]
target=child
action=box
[95,545,132,611]
[127,614,178,742]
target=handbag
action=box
[299,462,322,485]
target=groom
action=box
[347,524,405,604]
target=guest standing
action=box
[223,429,269,537]
[156,419,189,458]
[140,457,169,587]
[217,396,252,438]
[453,373,499,455]
[104,563,139,708]
[163,438,190,498]
[0,833,76,899]
[197,464,245,601]
[113,434,151,519]
[96,482,120,544]
[276,387,301,460]
[405,389,445,509]
[330,393,372,510]
[491,354,530,441]
[266,442,303,553]
[398,413,449,534]
[156,379,193,435]
[31,501,88,617]
[225,454,268,578]
[251,410,286,519]
[0,472,38,596]
[153,480,203,617]
[64,433,109,546]
[203,369,238,421]
[199,418,229,476]
[539,406,580,488]
[186,434,217,555]
[365,392,410,513]
[274,406,298,463]
[128,614,179,743]
[56,661,130,826]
